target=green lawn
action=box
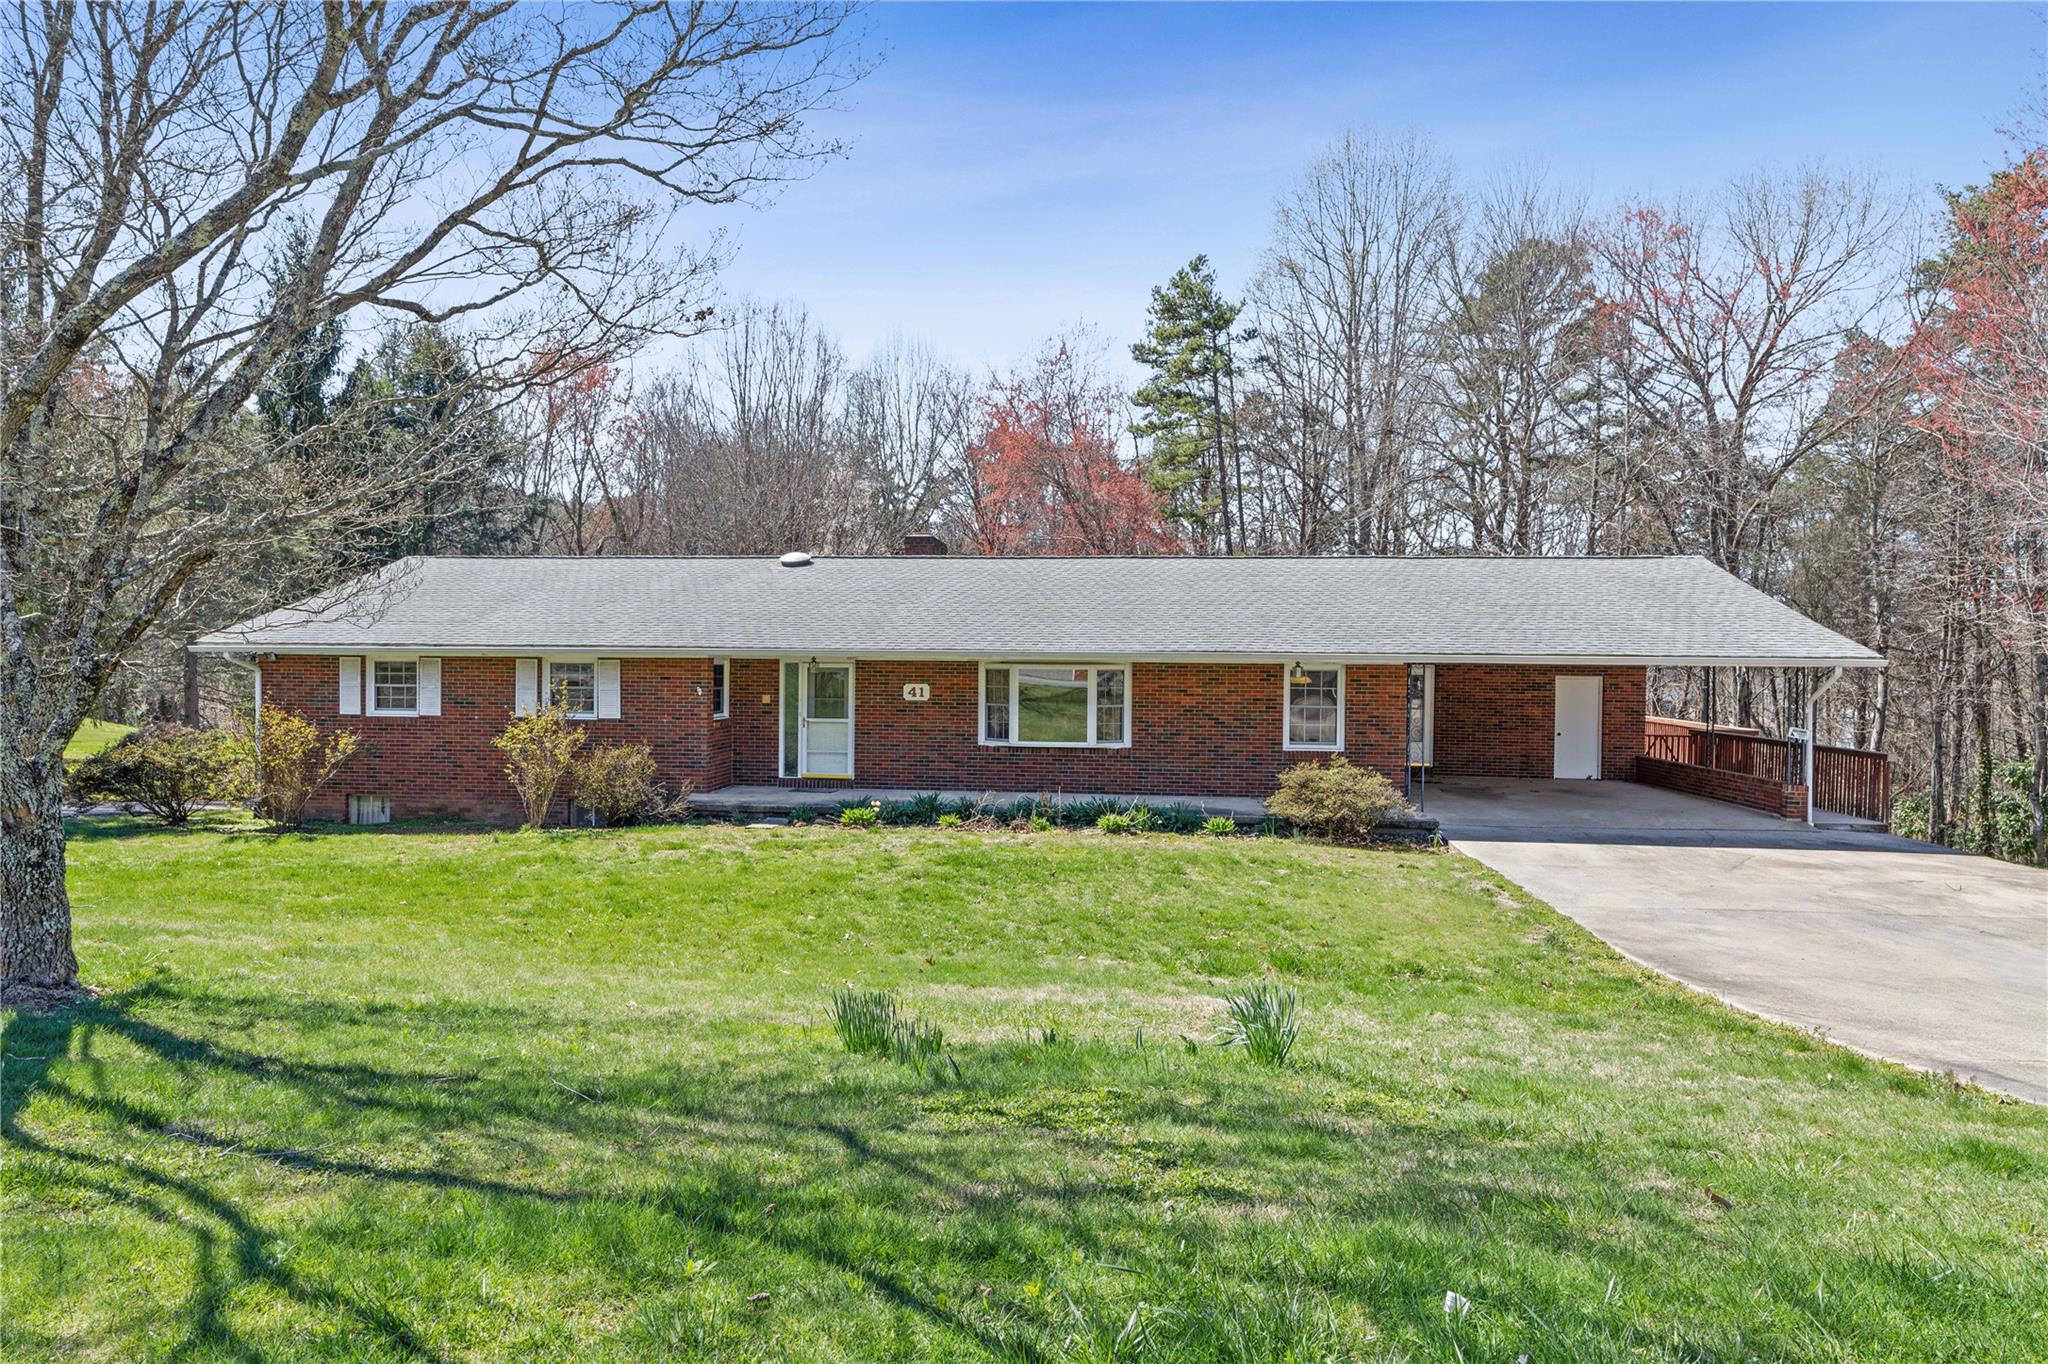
[6,817,2045,1362]
[61,719,134,765]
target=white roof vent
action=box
[778,550,814,568]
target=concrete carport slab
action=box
[1424,778,2048,1103]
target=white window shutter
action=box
[339,657,362,715]
[596,659,622,720]
[514,658,538,716]
[417,657,442,716]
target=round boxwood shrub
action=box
[1265,755,1406,842]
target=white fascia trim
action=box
[194,644,1886,669]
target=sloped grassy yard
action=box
[5,817,2045,1362]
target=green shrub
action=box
[573,744,669,826]
[1219,983,1300,1067]
[1202,816,1237,837]
[492,701,587,828]
[1266,755,1405,842]
[936,812,963,829]
[1066,797,1124,827]
[838,802,881,828]
[69,723,242,826]
[227,706,360,830]
[1128,804,1155,832]
[1150,803,1208,834]
[1029,814,1054,833]
[1096,811,1136,835]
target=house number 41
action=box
[901,683,931,702]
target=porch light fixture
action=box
[1289,662,1311,685]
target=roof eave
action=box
[189,640,1885,668]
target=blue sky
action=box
[698,2,2043,376]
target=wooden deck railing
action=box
[1642,717,1892,823]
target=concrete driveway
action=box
[1423,777,2048,1103]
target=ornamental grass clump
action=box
[830,989,897,1057]
[830,989,954,1078]
[1218,983,1301,1067]
[1266,755,1405,842]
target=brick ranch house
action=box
[193,549,1882,825]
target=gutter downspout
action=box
[217,651,263,775]
[1805,667,1845,826]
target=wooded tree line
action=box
[44,105,2044,863]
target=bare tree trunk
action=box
[2033,651,2047,865]
[1,750,78,1004]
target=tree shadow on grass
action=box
[10,982,2037,1362]
[2,985,1067,1360]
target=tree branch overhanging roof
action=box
[193,554,1885,668]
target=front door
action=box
[1553,676,1602,780]
[800,663,853,778]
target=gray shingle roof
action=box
[193,554,1883,666]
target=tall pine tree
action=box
[1130,256,1251,553]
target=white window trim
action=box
[366,654,422,717]
[711,657,730,719]
[978,662,1132,749]
[544,656,600,720]
[1282,662,1345,752]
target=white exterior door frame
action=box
[1553,675,1603,780]
[797,660,855,779]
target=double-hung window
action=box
[1283,664,1343,750]
[981,664,1128,747]
[548,660,597,719]
[370,659,419,715]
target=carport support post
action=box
[1805,667,1844,826]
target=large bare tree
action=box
[0,0,858,1004]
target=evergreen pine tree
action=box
[1130,255,1251,553]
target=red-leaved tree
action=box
[1904,145,2048,858]
[959,337,1178,555]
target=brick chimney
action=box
[899,532,948,556]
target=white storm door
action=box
[800,664,853,778]
[1553,676,1603,780]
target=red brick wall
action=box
[1637,755,1807,819]
[1431,664,1645,781]
[728,659,1406,798]
[258,654,1652,822]
[259,654,730,823]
